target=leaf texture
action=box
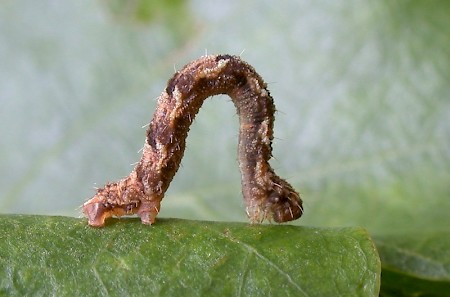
[0,215,380,297]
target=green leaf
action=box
[375,231,450,297]
[0,215,380,296]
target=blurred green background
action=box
[0,0,449,236]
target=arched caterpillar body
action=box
[83,54,303,227]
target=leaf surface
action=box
[375,231,450,297]
[0,215,380,297]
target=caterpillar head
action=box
[82,194,141,227]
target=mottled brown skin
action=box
[83,54,303,227]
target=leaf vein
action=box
[212,228,310,297]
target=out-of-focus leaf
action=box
[0,215,380,296]
[1,0,448,231]
[375,231,450,297]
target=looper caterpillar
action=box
[83,54,303,227]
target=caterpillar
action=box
[83,54,303,227]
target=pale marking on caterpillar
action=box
[82,54,303,227]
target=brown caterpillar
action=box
[83,54,303,227]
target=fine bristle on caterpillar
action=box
[83,54,303,227]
